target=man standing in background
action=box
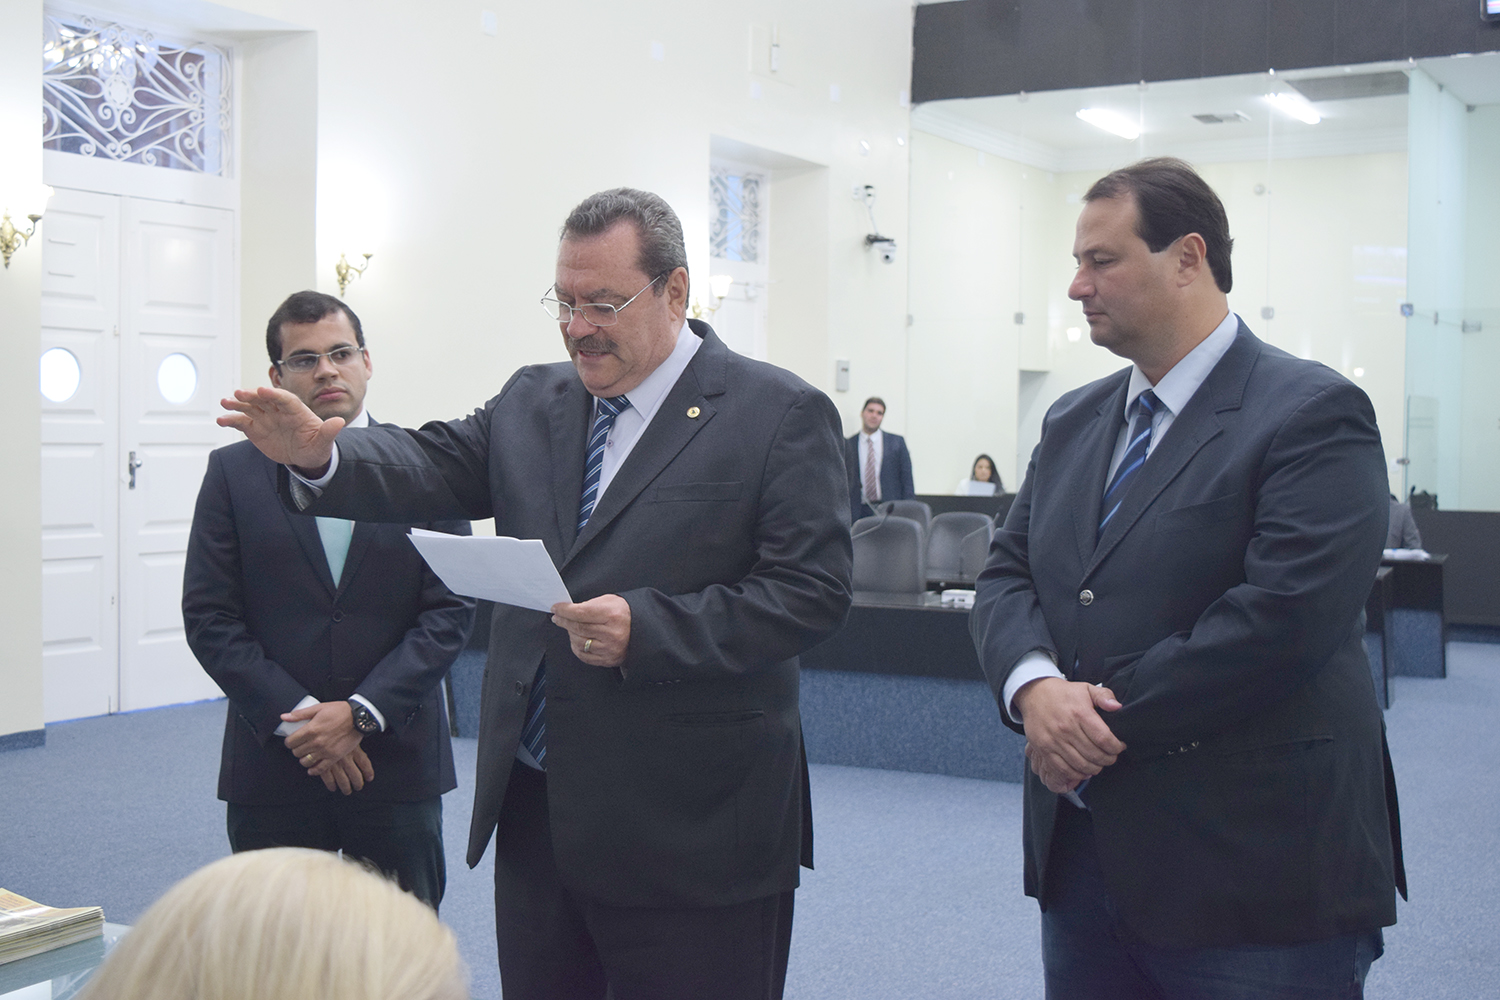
[971,158,1404,999]
[845,395,915,522]
[184,291,474,910]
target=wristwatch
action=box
[348,699,381,734]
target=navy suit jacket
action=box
[971,322,1405,948]
[277,323,853,908]
[845,430,915,522]
[183,431,474,806]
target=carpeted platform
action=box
[3,642,1497,998]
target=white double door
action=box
[40,187,236,721]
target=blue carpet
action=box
[3,644,1498,998]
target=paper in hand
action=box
[408,528,572,613]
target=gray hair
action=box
[560,188,689,298]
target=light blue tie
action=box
[523,394,631,770]
[315,516,354,586]
[1098,390,1160,540]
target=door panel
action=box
[118,197,236,711]
[39,189,120,722]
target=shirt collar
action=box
[606,320,699,417]
[862,428,883,443]
[345,408,370,428]
[1124,310,1239,418]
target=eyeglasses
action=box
[541,274,664,327]
[275,346,366,374]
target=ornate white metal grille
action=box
[42,12,231,175]
[710,168,762,263]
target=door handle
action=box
[128,451,143,489]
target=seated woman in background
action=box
[956,453,1003,496]
[78,848,467,1000]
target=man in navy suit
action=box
[217,190,852,1000]
[845,396,915,522]
[971,159,1404,998]
[183,291,474,909]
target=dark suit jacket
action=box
[845,430,915,522]
[971,322,1405,948]
[183,433,474,806]
[279,323,853,908]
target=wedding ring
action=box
[583,638,594,654]
[303,754,316,766]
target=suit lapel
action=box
[264,455,339,596]
[1085,324,1259,577]
[565,327,728,564]
[548,378,593,554]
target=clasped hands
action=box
[282,700,372,796]
[1014,677,1126,794]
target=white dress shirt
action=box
[592,321,701,504]
[1002,311,1240,723]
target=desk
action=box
[0,923,127,998]
[800,592,1025,782]
[1381,556,1447,678]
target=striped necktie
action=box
[863,435,879,505]
[1098,389,1160,540]
[523,394,631,770]
[577,394,631,533]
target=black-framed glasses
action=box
[275,346,366,374]
[541,274,664,327]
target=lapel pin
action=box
[686,406,701,419]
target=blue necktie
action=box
[1098,390,1159,540]
[522,394,631,770]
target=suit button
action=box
[514,681,525,696]
[1079,589,1094,606]
[332,610,344,623]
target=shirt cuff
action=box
[349,693,386,732]
[1002,650,1065,725]
[286,445,341,509]
[273,694,319,737]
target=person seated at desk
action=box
[76,848,466,1000]
[1387,495,1422,550]
[956,453,1003,496]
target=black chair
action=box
[851,514,926,593]
[880,499,932,539]
[1408,488,1438,511]
[926,511,994,587]
[956,523,996,585]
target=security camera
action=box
[865,234,897,264]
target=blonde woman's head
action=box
[78,848,467,1000]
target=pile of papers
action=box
[0,890,104,965]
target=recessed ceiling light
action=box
[1075,108,1140,140]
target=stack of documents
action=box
[0,889,104,965]
[408,529,572,610]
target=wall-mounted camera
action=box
[857,184,898,265]
[865,234,898,264]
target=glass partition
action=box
[905,52,1500,512]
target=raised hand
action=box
[218,386,344,474]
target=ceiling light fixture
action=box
[1264,92,1321,125]
[1075,108,1140,140]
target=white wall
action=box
[0,0,44,742]
[907,134,1409,501]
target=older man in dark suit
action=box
[971,159,1404,999]
[183,291,474,909]
[217,189,852,1000]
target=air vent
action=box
[1288,71,1409,102]
[1193,111,1251,124]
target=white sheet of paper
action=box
[408,528,572,613]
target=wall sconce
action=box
[691,274,735,320]
[2,187,52,269]
[335,252,372,298]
